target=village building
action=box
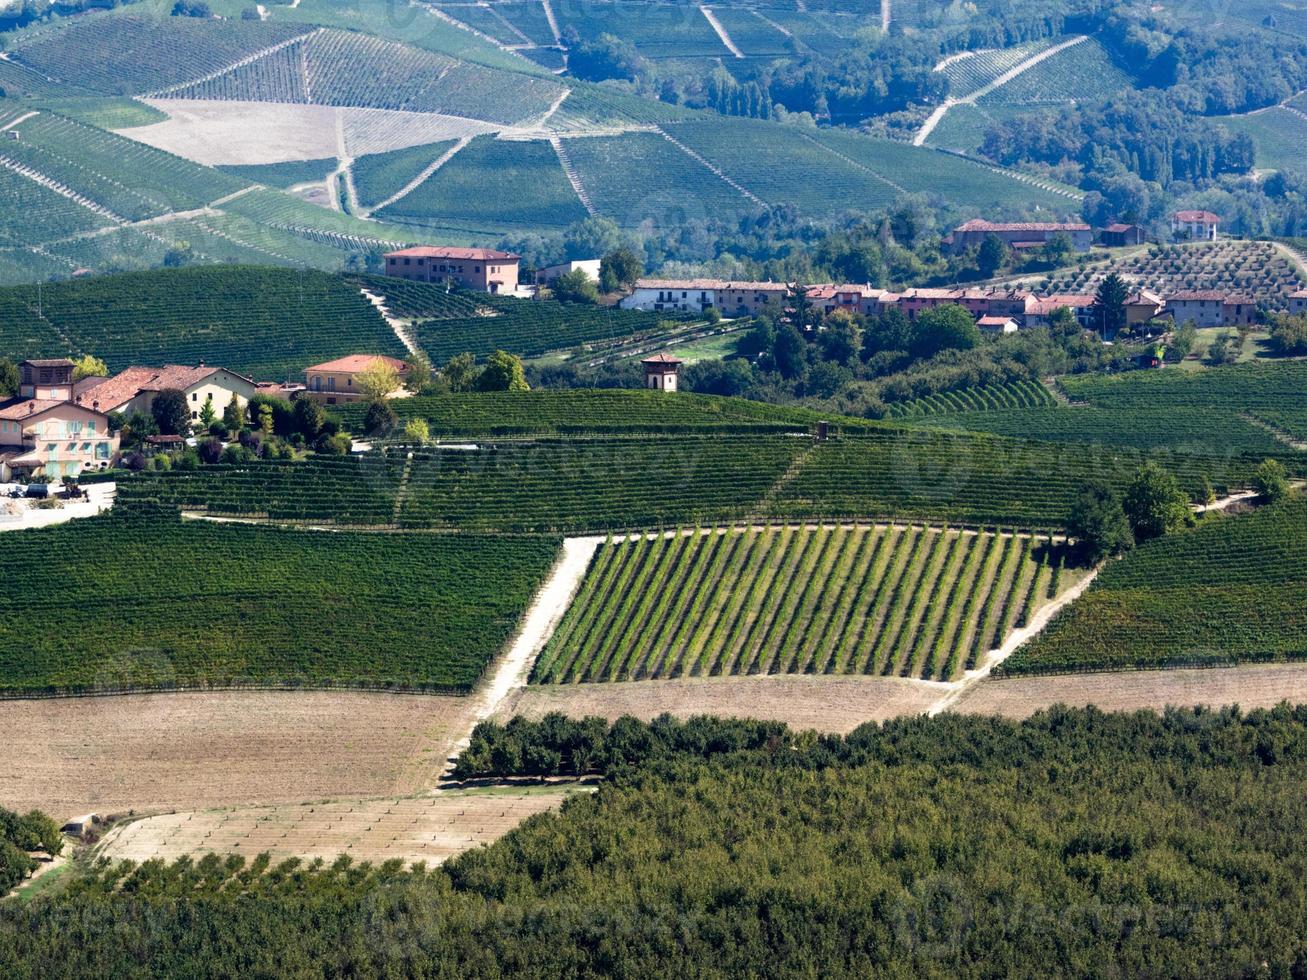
[1165,291,1257,327]
[1171,211,1220,242]
[535,259,601,286]
[621,279,789,316]
[384,246,521,294]
[77,364,257,422]
[977,315,1020,335]
[948,219,1094,254]
[302,354,408,406]
[1025,294,1098,329]
[1099,223,1148,247]
[1,360,118,480]
[806,284,888,317]
[642,354,682,392]
[1289,288,1307,316]
[1125,289,1166,328]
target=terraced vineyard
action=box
[352,140,458,210]
[550,1,728,57]
[937,40,1056,98]
[766,430,1275,529]
[108,427,1278,534]
[0,111,246,222]
[331,389,859,436]
[218,158,338,189]
[563,132,758,227]
[0,168,111,247]
[1001,497,1307,675]
[1008,241,1304,304]
[0,265,404,380]
[1218,108,1307,175]
[0,507,560,695]
[159,28,565,124]
[8,13,312,95]
[976,37,1132,106]
[708,8,791,55]
[376,136,587,232]
[533,525,1084,683]
[885,380,1055,418]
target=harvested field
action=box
[499,674,944,733]
[0,692,475,820]
[952,663,1307,718]
[95,787,578,865]
[124,100,500,165]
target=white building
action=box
[536,259,601,286]
[621,278,790,316]
[1171,210,1220,241]
[642,354,682,392]
[76,364,258,422]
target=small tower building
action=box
[642,354,683,392]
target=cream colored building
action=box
[77,364,258,423]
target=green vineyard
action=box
[0,507,560,695]
[886,380,1055,417]
[1001,497,1307,675]
[108,428,1280,533]
[329,389,856,437]
[533,524,1085,684]
[0,265,405,380]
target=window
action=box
[87,421,96,434]
[311,376,321,391]
[80,442,90,451]
[191,411,198,420]
[475,266,481,273]
[403,257,411,266]
[192,392,198,401]
[95,442,109,460]
[346,377,352,386]
[327,377,336,391]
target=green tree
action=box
[403,353,431,392]
[355,358,399,402]
[977,233,1008,278]
[1171,321,1198,359]
[222,392,243,431]
[477,350,529,392]
[442,353,480,393]
[150,388,190,436]
[198,394,217,429]
[71,354,108,381]
[1066,480,1134,563]
[258,403,274,438]
[1268,313,1307,356]
[1043,233,1073,267]
[1122,463,1194,541]
[600,246,642,292]
[819,310,861,365]
[912,304,980,359]
[1095,272,1129,337]
[0,357,19,398]
[550,268,600,304]
[1252,458,1290,502]
[363,399,398,436]
[773,324,808,379]
[403,418,430,444]
[292,397,325,438]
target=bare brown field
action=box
[96,787,579,866]
[0,692,475,820]
[953,663,1307,718]
[499,675,944,733]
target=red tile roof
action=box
[1167,290,1255,303]
[19,358,75,368]
[642,354,683,368]
[0,399,64,420]
[305,354,409,374]
[955,219,1091,233]
[633,278,788,292]
[385,246,520,261]
[1172,210,1220,223]
[76,365,228,412]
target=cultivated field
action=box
[95,787,579,866]
[533,525,1086,683]
[503,674,944,732]
[0,691,470,818]
[954,663,1307,717]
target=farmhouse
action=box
[1290,288,1307,315]
[1125,289,1166,328]
[977,315,1020,334]
[642,354,682,392]
[535,259,601,286]
[1026,294,1097,329]
[621,279,789,316]
[1165,291,1257,327]
[1099,223,1148,247]
[303,354,408,405]
[384,246,520,294]
[806,284,889,317]
[77,364,257,422]
[1171,210,1220,241]
[1,360,118,479]
[948,219,1093,254]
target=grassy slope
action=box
[0,508,561,694]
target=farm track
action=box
[655,127,766,207]
[148,29,323,99]
[700,7,744,59]
[367,135,472,215]
[549,136,597,215]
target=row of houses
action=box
[944,212,1220,255]
[382,247,601,295]
[621,276,1283,330]
[1,350,418,481]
